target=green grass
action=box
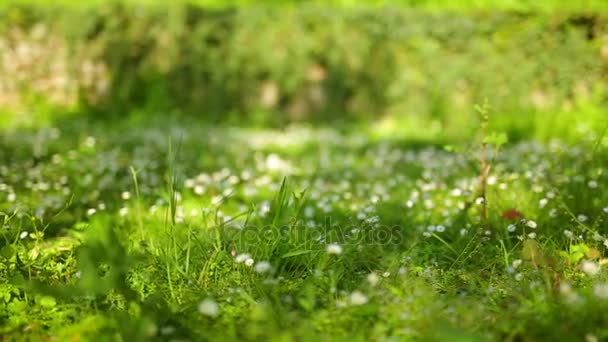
[1,114,608,341]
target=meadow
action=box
[1,1,608,341]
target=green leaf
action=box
[0,245,16,260]
[282,250,313,258]
[483,131,508,147]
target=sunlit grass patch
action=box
[1,118,608,340]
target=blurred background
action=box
[1,0,607,142]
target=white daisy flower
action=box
[366,273,379,287]
[254,261,272,274]
[235,253,251,263]
[326,243,343,255]
[526,220,537,229]
[349,291,368,305]
[198,298,219,317]
[581,260,600,276]
[512,259,522,269]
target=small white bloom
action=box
[19,231,28,239]
[258,202,271,217]
[512,259,522,269]
[539,198,548,208]
[119,207,129,217]
[7,193,16,202]
[349,291,368,305]
[577,214,588,223]
[526,220,537,229]
[335,299,348,308]
[366,273,379,287]
[487,176,497,185]
[564,230,573,238]
[326,243,343,255]
[603,207,608,215]
[121,191,131,200]
[254,261,272,274]
[515,273,523,281]
[184,179,195,188]
[507,224,516,232]
[450,188,462,196]
[244,258,254,267]
[235,253,251,263]
[581,260,600,276]
[436,225,445,233]
[86,208,97,216]
[265,153,286,171]
[475,197,485,205]
[194,185,205,195]
[459,228,468,236]
[527,232,537,239]
[588,180,598,189]
[593,283,608,299]
[198,298,219,317]
[382,272,390,278]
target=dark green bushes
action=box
[1,3,607,125]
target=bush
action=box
[1,2,607,125]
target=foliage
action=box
[1,2,607,128]
[1,117,608,340]
[2,1,608,340]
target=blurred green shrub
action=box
[1,2,607,125]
